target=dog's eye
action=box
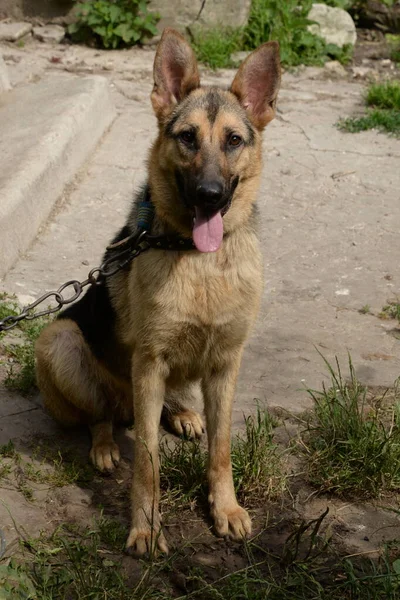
[228,134,242,148]
[179,130,195,145]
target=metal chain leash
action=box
[0,231,149,333]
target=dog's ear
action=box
[151,28,200,121]
[230,41,281,130]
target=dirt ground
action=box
[1,33,400,592]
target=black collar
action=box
[108,188,196,253]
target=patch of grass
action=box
[0,461,12,480]
[232,408,286,505]
[192,27,242,70]
[0,294,52,395]
[20,525,133,599]
[23,456,89,489]
[0,438,95,501]
[0,560,36,599]
[96,513,127,551]
[379,300,400,322]
[4,342,38,395]
[18,481,34,502]
[243,0,352,67]
[0,293,19,321]
[3,513,400,599]
[386,34,400,64]
[192,1,353,69]
[160,437,208,507]
[160,407,285,508]
[29,441,95,487]
[0,440,17,458]
[302,354,400,498]
[359,304,371,314]
[366,81,400,111]
[338,108,400,136]
[338,81,400,137]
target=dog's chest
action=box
[155,250,261,326]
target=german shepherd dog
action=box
[35,28,280,556]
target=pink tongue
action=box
[193,207,223,252]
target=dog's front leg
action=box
[126,353,169,557]
[203,349,251,540]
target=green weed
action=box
[386,34,400,64]
[231,408,286,504]
[0,294,52,395]
[192,27,242,70]
[96,514,127,550]
[338,109,400,136]
[366,81,400,111]
[243,0,351,67]
[21,525,132,599]
[2,514,400,599]
[68,0,159,49]
[338,81,400,137]
[160,407,285,508]
[302,354,400,498]
[192,1,352,69]
[379,300,400,322]
[0,440,17,458]
[359,304,371,314]
[159,437,207,507]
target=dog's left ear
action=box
[151,28,200,121]
[230,41,281,130]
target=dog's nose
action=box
[196,180,224,205]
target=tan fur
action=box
[35,28,280,557]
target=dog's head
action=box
[149,28,281,252]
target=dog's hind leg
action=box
[162,382,204,439]
[35,318,123,472]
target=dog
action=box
[35,28,281,556]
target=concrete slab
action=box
[0,52,11,92]
[0,74,116,277]
[0,22,32,42]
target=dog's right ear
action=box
[151,28,200,121]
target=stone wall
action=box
[149,0,251,30]
[0,0,249,29]
[0,0,74,21]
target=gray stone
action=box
[149,0,251,31]
[33,25,65,43]
[0,53,11,92]
[0,0,75,21]
[0,75,116,278]
[308,3,357,48]
[323,59,347,78]
[0,22,32,42]
[231,51,251,64]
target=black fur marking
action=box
[175,169,187,205]
[205,89,222,125]
[165,113,180,138]
[58,225,130,367]
[244,121,255,145]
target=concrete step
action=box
[0,73,116,278]
[0,83,155,302]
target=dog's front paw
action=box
[211,503,252,540]
[126,526,168,557]
[90,441,120,473]
[168,409,204,439]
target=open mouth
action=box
[192,200,231,253]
